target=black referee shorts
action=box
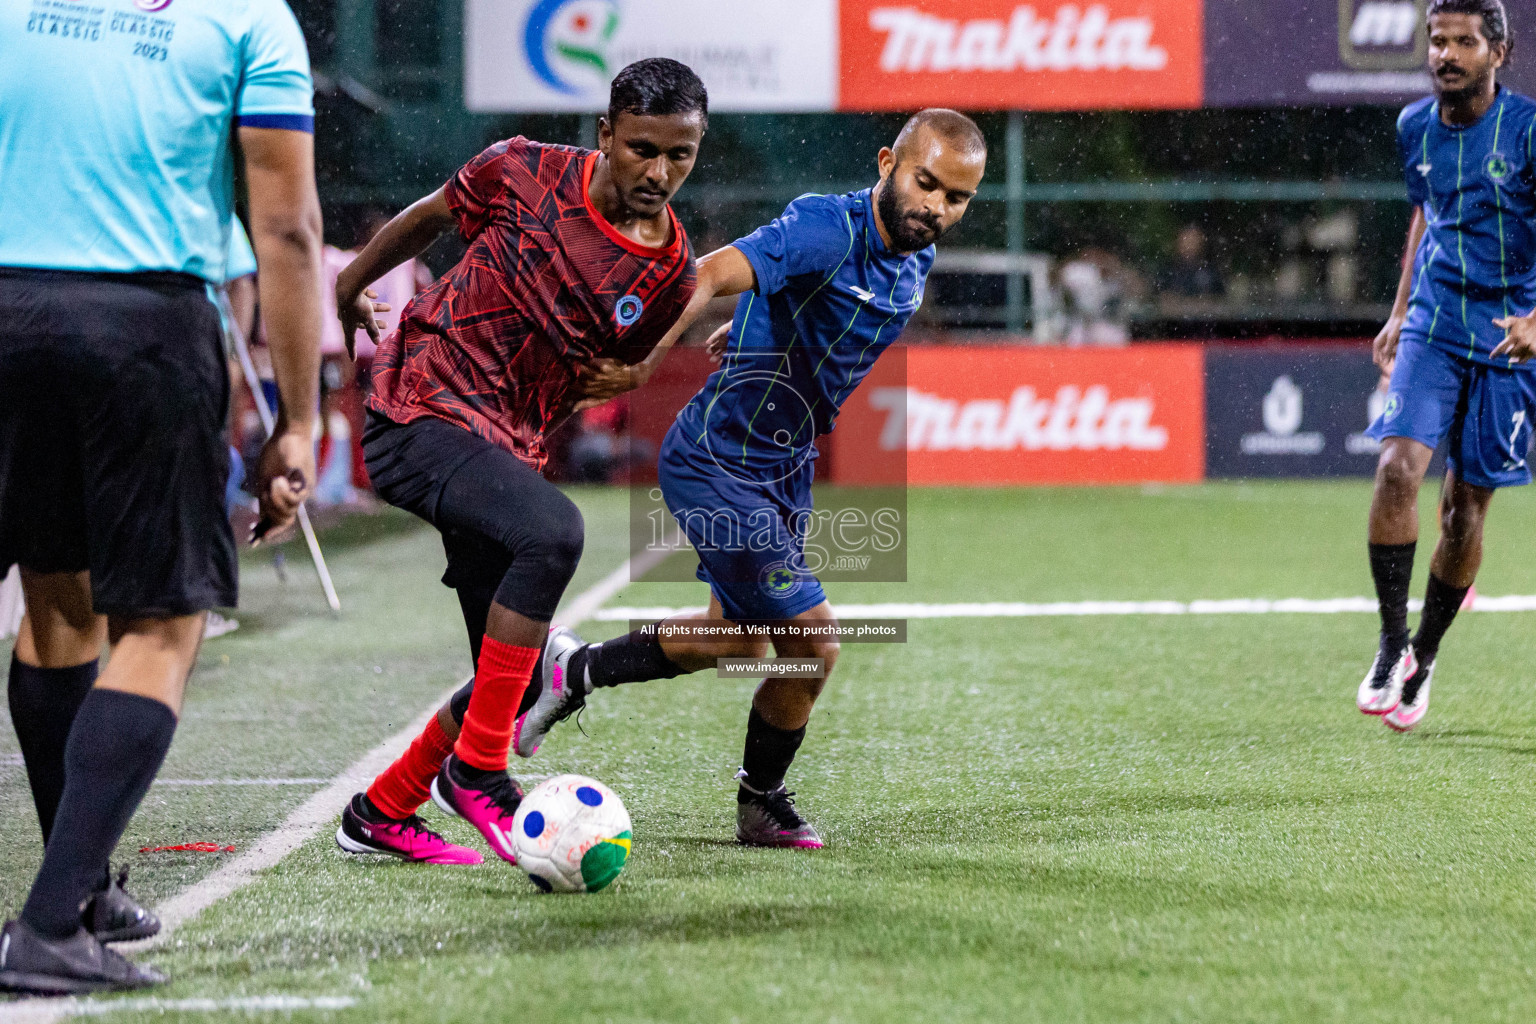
[0,268,236,617]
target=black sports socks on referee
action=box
[8,656,98,845]
[21,690,175,939]
[1368,542,1416,653]
[1413,573,1470,667]
[571,630,686,690]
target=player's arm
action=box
[240,125,324,542]
[334,188,456,357]
[577,245,757,403]
[1373,206,1427,373]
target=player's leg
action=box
[9,570,157,945]
[0,272,227,991]
[1358,339,1461,715]
[1382,470,1491,732]
[340,560,493,865]
[1385,363,1534,732]
[515,424,779,755]
[514,591,765,757]
[733,600,838,849]
[10,569,104,847]
[422,444,584,863]
[2,581,192,993]
[338,413,480,861]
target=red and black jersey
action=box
[367,137,695,470]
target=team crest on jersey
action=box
[1383,393,1402,422]
[135,0,174,10]
[614,294,644,327]
[1486,153,1511,182]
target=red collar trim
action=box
[581,152,682,258]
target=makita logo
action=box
[870,385,1169,452]
[868,4,1169,74]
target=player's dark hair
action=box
[1428,0,1513,55]
[892,108,987,162]
[607,59,709,131]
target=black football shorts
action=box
[0,267,236,617]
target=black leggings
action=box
[362,413,583,721]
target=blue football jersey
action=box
[675,190,932,472]
[1398,87,1536,367]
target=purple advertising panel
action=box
[1207,0,1536,108]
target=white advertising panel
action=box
[466,0,838,112]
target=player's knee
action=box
[797,672,829,703]
[1440,497,1487,546]
[1375,450,1422,498]
[725,636,770,659]
[529,504,585,580]
[811,639,839,675]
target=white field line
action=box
[1,551,660,1022]
[0,996,355,1021]
[592,594,1536,621]
[117,550,659,953]
[152,779,331,787]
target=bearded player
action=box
[331,59,704,865]
[1358,0,1536,731]
[514,110,987,847]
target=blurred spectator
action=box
[1053,247,1145,346]
[318,209,435,496]
[1157,225,1226,303]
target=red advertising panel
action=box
[838,0,1204,112]
[830,345,1205,485]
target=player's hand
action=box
[250,424,314,546]
[1372,314,1406,375]
[577,358,643,401]
[1492,313,1536,364]
[337,286,390,360]
[704,321,731,365]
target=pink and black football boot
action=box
[430,756,524,865]
[335,793,482,865]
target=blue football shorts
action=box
[657,420,827,623]
[1367,334,1536,489]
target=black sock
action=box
[8,656,98,845]
[21,690,176,939]
[575,629,686,690]
[1413,573,1470,665]
[356,793,396,823]
[448,677,474,727]
[1369,542,1416,652]
[739,706,805,794]
[447,753,505,787]
[446,653,544,727]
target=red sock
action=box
[454,636,540,772]
[366,714,454,820]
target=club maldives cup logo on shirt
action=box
[523,0,619,95]
[134,0,174,10]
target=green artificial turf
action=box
[4,481,1536,1022]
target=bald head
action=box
[874,109,987,253]
[892,108,987,163]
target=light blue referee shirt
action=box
[0,0,314,283]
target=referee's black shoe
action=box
[0,919,166,994]
[84,866,160,944]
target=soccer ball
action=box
[511,774,631,893]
